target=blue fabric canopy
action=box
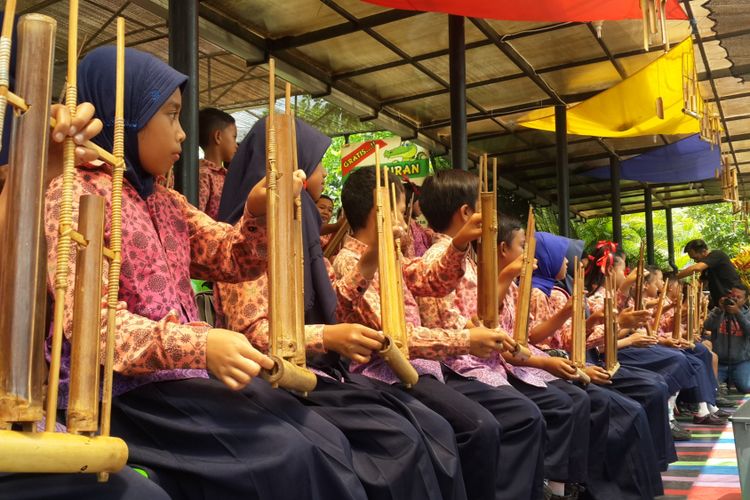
[584,134,721,183]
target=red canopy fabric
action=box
[361,0,687,22]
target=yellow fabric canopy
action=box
[517,38,701,137]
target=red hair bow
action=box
[594,240,617,275]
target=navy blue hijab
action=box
[77,46,187,199]
[532,232,570,297]
[217,116,336,325]
[561,237,585,294]
[0,14,18,166]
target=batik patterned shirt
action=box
[198,159,227,220]
[418,234,551,387]
[332,235,470,384]
[45,162,267,403]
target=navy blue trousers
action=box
[588,348,676,470]
[618,345,697,394]
[441,370,545,500]
[679,342,718,405]
[344,373,467,500]
[296,375,450,500]
[110,378,367,500]
[340,370,544,500]
[588,383,664,499]
[509,377,587,483]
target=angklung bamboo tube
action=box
[0,12,55,426]
[97,18,126,482]
[685,279,697,347]
[604,272,620,376]
[46,0,82,432]
[323,219,350,260]
[375,148,419,388]
[652,278,669,333]
[510,206,534,360]
[0,0,17,153]
[67,195,105,434]
[261,60,316,393]
[0,8,128,475]
[570,258,591,384]
[672,285,683,341]
[633,239,655,337]
[477,156,499,329]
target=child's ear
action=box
[498,241,507,257]
[460,204,472,221]
[213,129,222,146]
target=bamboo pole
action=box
[0,13,56,426]
[477,157,499,329]
[510,206,534,360]
[98,20,126,479]
[375,147,418,387]
[0,430,127,473]
[323,220,349,260]
[652,278,669,333]
[570,259,591,384]
[604,272,620,376]
[67,195,105,434]
[672,285,683,341]
[46,0,81,432]
[260,60,316,393]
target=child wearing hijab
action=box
[415,170,589,500]
[214,117,463,500]
[588,248,724,427]
[333,166,544,500]
[530,233,665,499]
[44,46,368,500]
[580,243,679,461]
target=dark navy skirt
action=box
[617,345,698,394]
[679,342,718,405]
[587,348,676,470]
[110,377,367,500]
[0,467,171,500]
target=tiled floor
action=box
[657,393,745,500]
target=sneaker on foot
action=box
[670,421,692,440]
[715,396,736,408]
[714,409,732,418]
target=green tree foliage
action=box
[566,202,749,269]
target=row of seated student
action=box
[0,43,733,500]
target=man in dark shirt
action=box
[678,239,742,306]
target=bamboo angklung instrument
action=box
[476,156,499,330]
[640,0,669,51]
[685,278,698,348]
[672,284,683,342]
[323,219,350,260]
[0,3,127,475]
[0,9,51,430]
[261,59,317,394]
[652,278,669,333]
[699,286,709,333]
[510,206,534,360]
[603,271,620,376]
[375,147,419,388]
[570,258,591,384]
[633,239,654,337]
